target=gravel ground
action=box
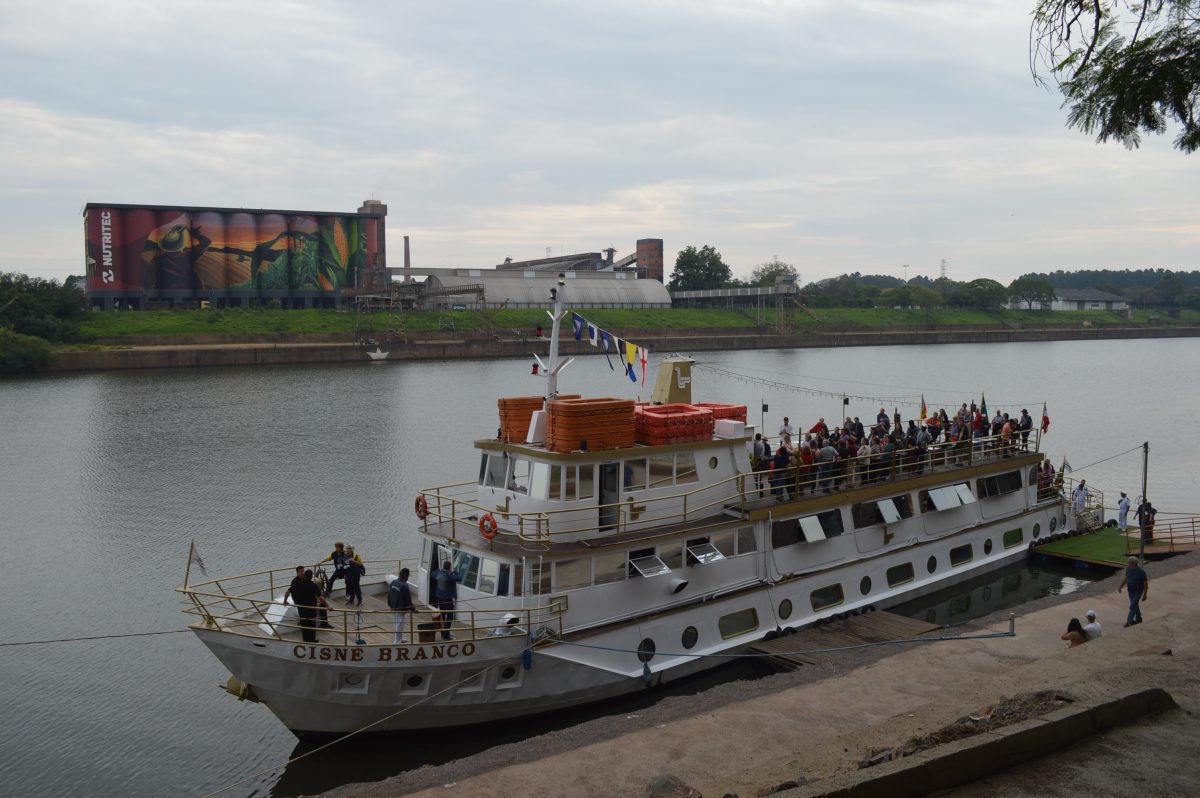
[318,552,1198,798]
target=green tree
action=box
[950,279,1009,310]
[0,272,87,343]
[1030,1,1200,152]
[668,245,733,292]
[1007,276,1057,309]
[748,257,798,287]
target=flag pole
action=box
[185,539,195,588]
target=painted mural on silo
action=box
[84,204,376,298]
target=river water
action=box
[0,337,1194,797]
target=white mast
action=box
[532,272,574,402]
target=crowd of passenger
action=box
[749,403,1042,501]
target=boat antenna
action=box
[533,272,575,402]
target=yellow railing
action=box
[417,428,1046,549]
[1125,515,1200,555]
[178,560,565,645]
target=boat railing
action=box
[420,428,1049,549]
[1063,477,1106,531]
[1125,514,1200,556]
[178,560,565,645]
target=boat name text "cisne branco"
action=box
[292,642,478,662]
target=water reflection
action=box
[891,558,1115,627]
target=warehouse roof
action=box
[426,270,670,306]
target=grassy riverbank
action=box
[72,306,1200,342]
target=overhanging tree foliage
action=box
[748,257,799,287]
[1030,1,1200,153]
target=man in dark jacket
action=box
[388,568,415,643]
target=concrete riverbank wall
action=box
[49,324,1200,372]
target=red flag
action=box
[919,395,927,421]
[1041,402,1050,434]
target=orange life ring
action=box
[414,495,429,520]
[479,514,498,539]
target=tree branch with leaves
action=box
[1030,1,1200,152]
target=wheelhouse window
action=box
[508,458,531,494]
[852,495,914,528]
[624,458,648,491]
[548,465,562,501]
[648,455,674,488]
[529,462,551,499]
[480,453,508,488]
[977,470,1022,499]
[676,453,699,484]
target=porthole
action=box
[405,674,424,688]
[1033,523,1042,538]
[860,576,872,596]
[778,599,793,620]
[1050,517,1057,532]
[708,456,719,470]
[681,626,698,649]
[500,666,517,680]
[984,539,993,555]
[637,638,656,663]
[927,555,937,574]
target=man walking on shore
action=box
[1118,557,1149,627]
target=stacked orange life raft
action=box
[545,397,636,453]
[497,395,579,442]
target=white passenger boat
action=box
[181,278,1076,737]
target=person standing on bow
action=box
[343,545,365,605]
[434,560,461,641]
[316,541,351,598]
[387,568,415,643]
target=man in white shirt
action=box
[1083,609,1102,640]
[778,417,794,447]
[1072,480,1089,513]
[1117,492,1131,530]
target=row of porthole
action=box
[655,517,1060,663]
[402,664,521,690]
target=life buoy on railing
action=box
[414,495,429,520]
[479,514,498,539]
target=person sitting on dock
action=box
[387,568,415,643]
[1061,617,1088,648]
[1083,610,1102,640]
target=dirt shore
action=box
[315,553,1199,798]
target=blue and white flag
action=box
[599,330,616,370]
[571,312,585,341]
[588,324,598,346]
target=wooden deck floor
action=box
[746,611,942,670]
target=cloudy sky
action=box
[1,0,1194,285]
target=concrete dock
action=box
[321,554,1200,798]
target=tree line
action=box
[0,272,87,375]
[668,246,1200,310]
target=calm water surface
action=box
[0,337,1194,796]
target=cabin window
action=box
[529,462,551,499]
[649,455,674,488]
[977,470,1022,499]
[659,542,683,569]
[577,465,594,499]
[810,583,845,612]
[950,544,973,566]
[718,607,759,639]
[564,467,576,500]
[451,550,482,590]
[737,527,757,554]
[624,458,648,491]
[498,564,511,595]
[593,551,627,585]
[555,558,591,591]
[711,530,736,557]
[772,519,803,548]
[852,495,914,528]
[548,465,563,501]
[887,562,915,587]
[919,483,975,513]
[508,458,531,494]
[686,536,725,565]
[1003,528,1024,549]
[481,454,508,488]
[629,547,671,578]
[477,559,499,594]
[676,453,699,484]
